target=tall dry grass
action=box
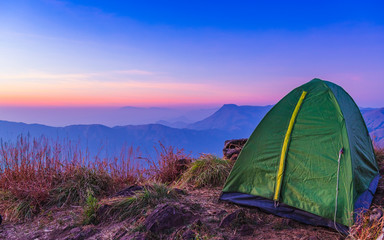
[147,142,191,184]
[179,154,232,188]
[0,135,141,220]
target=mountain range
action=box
[0,104,383,159]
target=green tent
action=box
[221,79,379,231]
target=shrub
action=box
[107,184,178,221]
[180,154,232,188]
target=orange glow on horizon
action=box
[0,72,282,107]
[0,93,277,107]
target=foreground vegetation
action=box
[0,136,383,239]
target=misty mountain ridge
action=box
[0,106,219,127]
[0,104,383,159]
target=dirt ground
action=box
[0,186,344,240]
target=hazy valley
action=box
[0,104,382,159]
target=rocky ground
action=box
[0,187,342,240]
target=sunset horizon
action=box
[1,1,383,109]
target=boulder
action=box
[238,224,254,236]
[370,208,383,222]
[219,209,245,228]
[145,204,194,233]
[223,139,248,161]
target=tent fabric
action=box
[221,79,379,229]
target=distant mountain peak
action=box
[221,104,239,108]
[187,105,273,132]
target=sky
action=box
[0,0,383,109]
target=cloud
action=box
[0,69,158,82]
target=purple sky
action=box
[0,0,383,115]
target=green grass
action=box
[107,184,179,221]
[82,190,100,225]
[180,154,232,188]
[12,198,36,221]
[49,167,113,207]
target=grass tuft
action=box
[82,190,100,225]
[148,142,191,184]
[49,167,113,207]
[107,184,178,221]
[180,154,232,188]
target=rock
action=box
[239,224,254,236]
[229,153,239,161]
[113,185,144,197]
[370,208,383,222]
[223,139,248,161]
[144,204,193,233]
[219,209,245,228]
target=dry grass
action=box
[0,136,192,222]
[375,146,384,165]
[147,142,191,184]
[107,183,179,221]
[0,135,141,221]
[348,208,384,240]
[179,154,232,188]
[348,147,384,239]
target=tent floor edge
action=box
[220,192,349,235]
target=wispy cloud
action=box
[0,69,158,82]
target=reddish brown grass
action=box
[0,135,141,220]
[147,142,191,184]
